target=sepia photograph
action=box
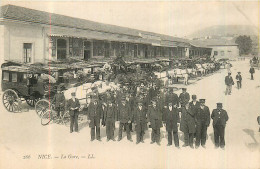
[0,1,259,169]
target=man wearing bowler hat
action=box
[148,99,163,145]
[163,102,180,148]
[88,97,103,141]
[211,103,229,149]
[189,95,200,116]
[103,99,116,141]
[195,99,210,148]
[118,97,133,142]
[133,99,147,144]
[179,88,190,107]
[67,92,80,133]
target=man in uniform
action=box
[133,99,147,144]
[67,92,80,133]
[225,72,234,95]
[195,99,210,148]
[211,103,229,149]
[180,102,196,148]
[52,86,66,118]
[236,72,242,89]
[118,97,133,142]
[88,97,103,141]
[179,88,190,107]
[103,99,116,141]
[163,102,180,148]
[148,99,162,145]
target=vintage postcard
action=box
[0,1,259,169]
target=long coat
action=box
[165,93,179,107]
[147,105,163,129]
[88,102,103,127]
[118,103,132,123]
[104,104,116,127]
[179,92,190,106]
[163,107,180,132]
[195,106,210,126]
[67,98,80,116]
[52,92,66,108]
[133,106,147,124]
[211,109,229,126]
[225,76,234,86]
[189,101,200,115]
[180,107,196,133]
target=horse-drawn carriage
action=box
[1,61,105,125]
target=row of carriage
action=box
[1,57,221,125]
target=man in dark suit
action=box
[118,97,133,142]
[133,99,147,144]
[148,99,163,145]
[163,102,180,148]
[225,72,234,95]
[103,99,116,141]
[180,102,196,148]
[249,66,255,80]
[67,92,80,133]
[195,99,210,148]
[52,86,66,118]
[235,72,242,89]
[189,95,200,115]
[179,88,190,107]
[88,97,103,141]
[165,87,179,108]
[211,103,229,149]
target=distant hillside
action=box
[189,25,259,39]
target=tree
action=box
[235,35,253,55]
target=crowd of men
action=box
[54,83,229,150]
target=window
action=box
[221,51,225,56]
[3,72,9,81]
[23,43,32,63]
[57,39,67,60]
[11,73,18,82]
[214,51,218,56]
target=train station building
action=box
[0,5,212,64]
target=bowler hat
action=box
[182,88,187,91]
[217,103,222,106]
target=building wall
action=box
[4,22,45,63]
[210,45,239,59]
[0,24,4,64]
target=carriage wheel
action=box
[2,89,21,112]
[40,108,52,126]
[35,99,52,117]
[26,97,40,107]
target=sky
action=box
[1,1,259,38]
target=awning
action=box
[48,27,151,44]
